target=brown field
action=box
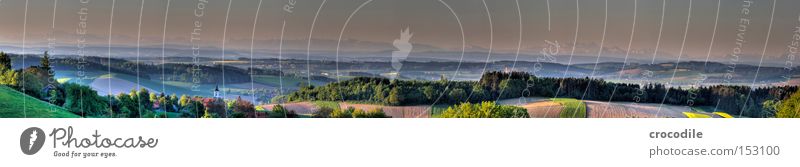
[339,103,430,118]
[266,98,694,118]
[582,100,689,118]
[509,99,691,118]
[519,101,563,118]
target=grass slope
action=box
[313,101,340,110]
[0,86,80,118]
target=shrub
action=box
[777,89,800,118]
[63,83,109,117]
[313,106,335,118]
[439,101,528,118]
[353,108,390,118]
[330,107,353,118]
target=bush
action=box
[231,112,248,118]
[439,101,529,118]
[330,107,353,118]
[313,106,335,118]
[269,104,299,118]
[285,110,299,118]
[63,83,109,117]
[352,108,390,118]
[232,96,256,116]
[777,89,800,118]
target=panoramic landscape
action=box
[0,0,799,118]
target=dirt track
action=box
[509,99,691,118]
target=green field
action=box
[101,73,217,97]
[553,98,587,118]
[0,86,80,118]
[54,70,107,85]
[429,105,451,117]
[313,101,340,109]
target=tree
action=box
[439,101,528,118]
[150,93,158,104]
[353,108,390,118]
[387,87,402,105]
[0,69,17,86]
[762,100,779,118]
[40,51,52,72]
[330,107,353,118]
[179,95,191,108]
[448,88,466,103]
[232,96,256,115]
[159,96,176,113]
[0,52,17,86]
[137,88,153,113]
[119,107,133,118]
[351,108,367,118]
[470,84,486,101]
[183,99,205,118]
[499,79,525,99]
[63,83,108,117]
[373,84,386,102]
[116,93,137,118]
[270,104,298,118]
[202,108,213,118]
[169,94,179,106]
[48,88,60,105]
[776,89,800,118]
[423,85,436,101]
[18,71,44,99]
[0,52,11,70]
[202,98,226,117]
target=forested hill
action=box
[283,71,798,118]
[11,55,281,84]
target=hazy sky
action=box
[0,0,799,63]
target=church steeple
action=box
[214,85,220,98]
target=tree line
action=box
[283,71,799,118]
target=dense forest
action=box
[283,71,798,118]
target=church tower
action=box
[214,85,221,98]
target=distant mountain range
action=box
[0,39,788,67]
[8,52,799,88]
